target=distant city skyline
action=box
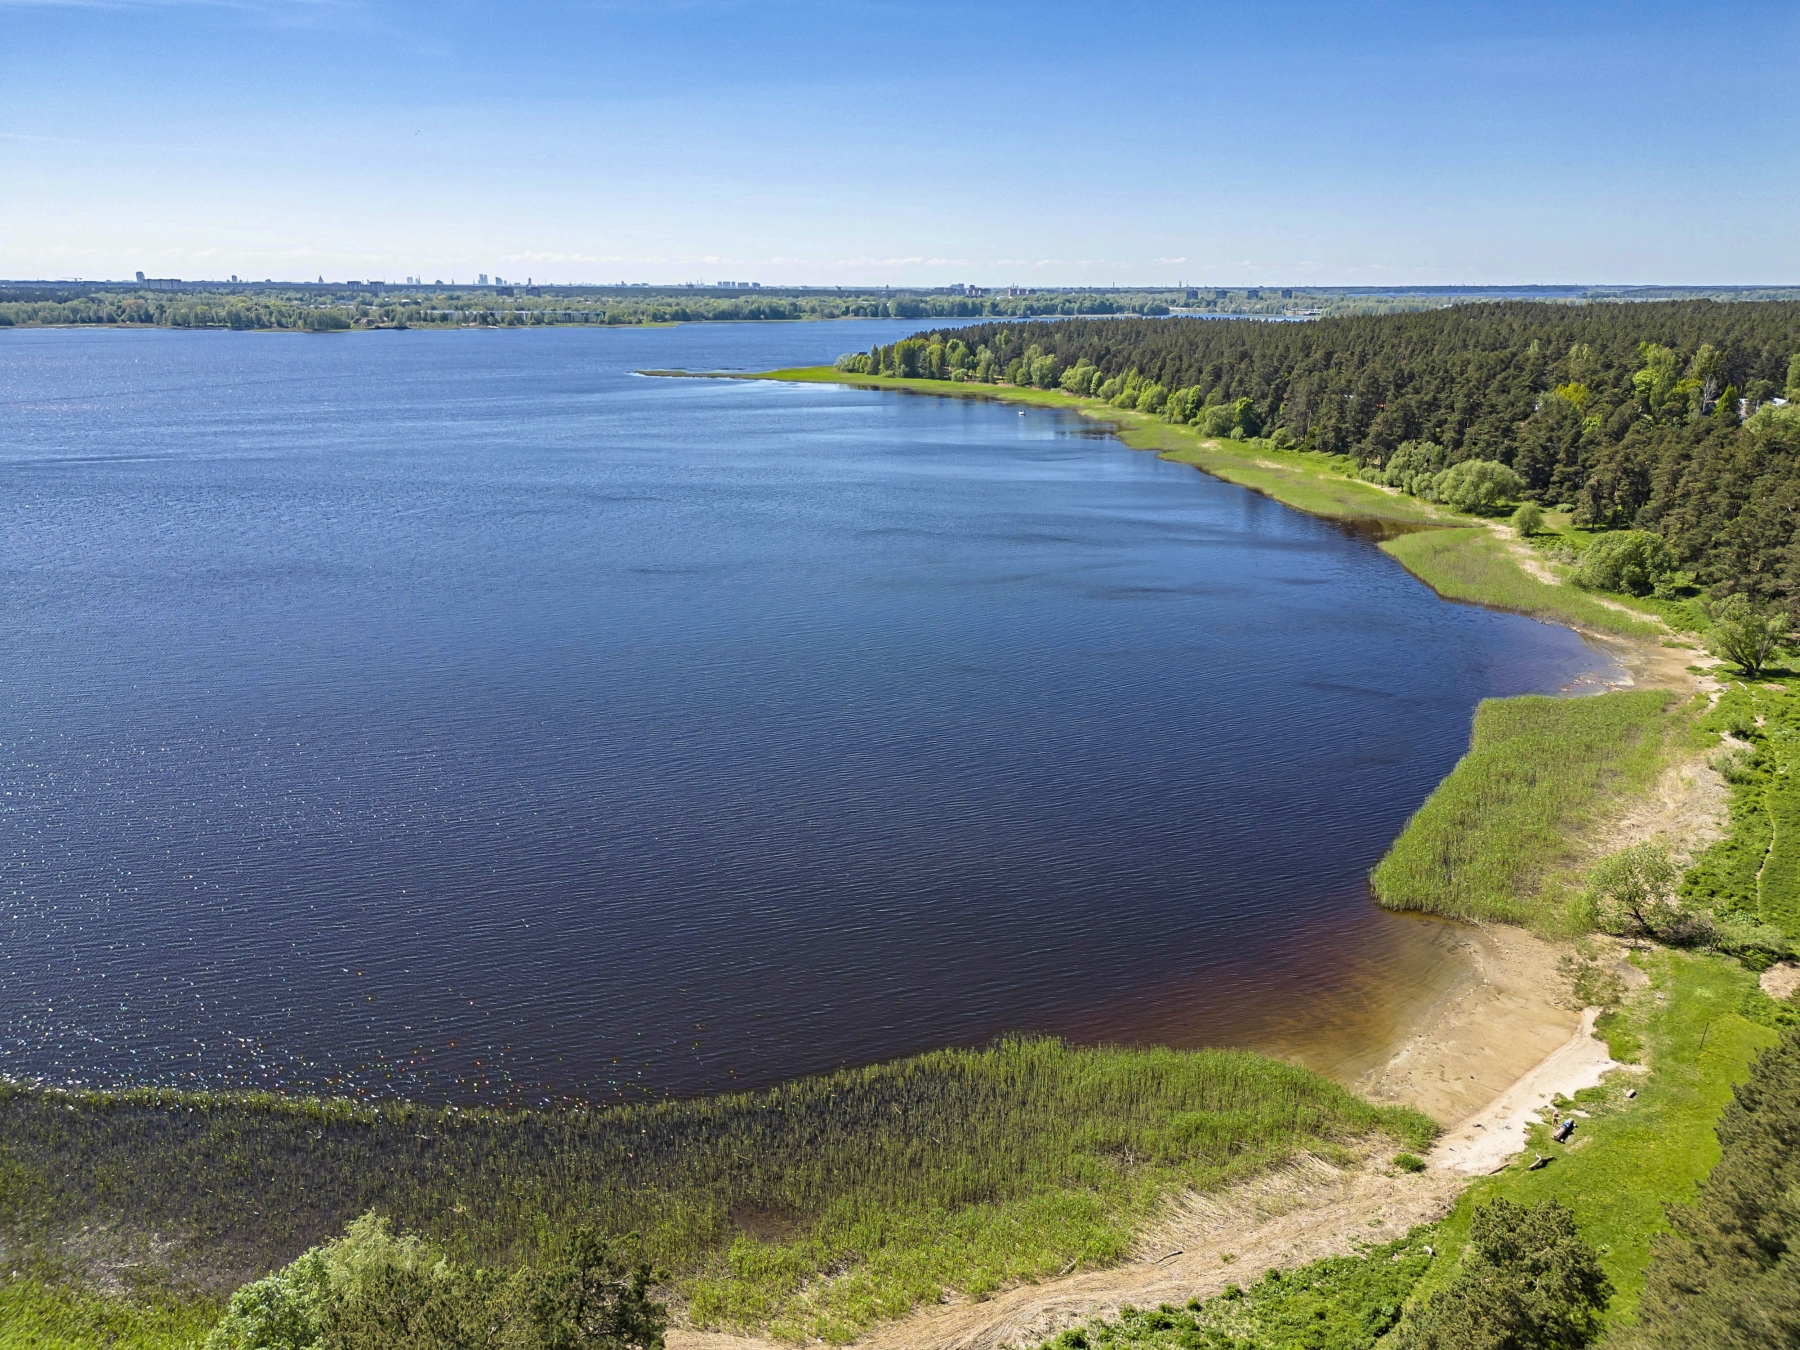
[2,0,1795,286]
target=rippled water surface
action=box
[0,322,1614,1103]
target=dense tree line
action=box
[0,287,1176,332]
[880,304,1800,601]
[1620,1021,1800,1347]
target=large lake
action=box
[1,321,1612,1105]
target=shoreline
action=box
[8,363,1738,1348]
[724,361,1710,1094]
[650,365,1731,1344]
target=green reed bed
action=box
[1380,527,1662,639]
[1371,690,1677,927]
[0,1038,1434,1344]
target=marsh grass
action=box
[0,1038,1433,1345]
[0,1270,218,1350]
[1370,691,1678,926]
[1380,528,1661,638]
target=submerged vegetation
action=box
[0,1039,1432,1345]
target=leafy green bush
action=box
[1511,501,1544,535]
[1705,593,1790,678]
[1389,1199,1610,1350]
[1377,440,1447,495]
[1587,842,1714,945]
[1430,459,1525,514]
[1575,530,1675,596]
[204,1214,666,1350]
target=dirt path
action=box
[670,1151,1466,1350]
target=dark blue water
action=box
[0,322,1613,1105]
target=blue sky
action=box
[2,0,1795,286]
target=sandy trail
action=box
[1428,1006,1633,1176]
[671,1153,1467,1350]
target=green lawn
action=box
[1370,691,1679,928]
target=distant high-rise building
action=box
[135,271,145,282]
[479,274,489,285]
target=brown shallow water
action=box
[1031,899,1476,1087]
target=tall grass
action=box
[1371,691,1676,926]
[0,1273,218,1350]
[0,1038,1433,1344]
[1381,527,1662,638]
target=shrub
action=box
[1586,841,1715,943]
[1381,440,1448,495]
[1512,501,1544,536]
[1198,401,1236,437]
[204,1214,666,1350]
[1576,530,1676,596]
[1706,594,1790,678]
[1393,1153,1428,1173]
[1058,360,1099,397]
[1432,459,1525,514]
[1389,1198,1610,1350]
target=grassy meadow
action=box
[0,1039,1433,1346]
[1369,691,1680,927]
[1681,681,1800,944]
